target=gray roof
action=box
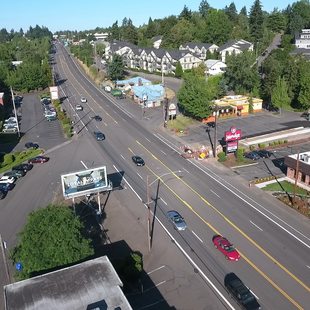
[218,39,252,52]
[151,48,167,59]
[181,42,212,49]
[151,35,162,42]
[4,256,132,310]
[109,40,137,52]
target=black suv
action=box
[224,273,261,309]
[12,163,33,173]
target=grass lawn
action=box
[167,115,196,131]
[262,180,310,196]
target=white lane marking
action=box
[145,137,151,142]
[160,150,167,155]
[120,154,125,160]
[160,197,167,205]
[153,133,182,154]
[190,160,310,249]
[136,172,143,180]
[147,265,166,275]
[113,165,235,310]
[249,289,259,300]
[80,160,88,169]
[183,168,190,174]
[210,189,221,198]
[113,165,142,201]
[306,265,310,269]
[192,230,203,243]
[250,221,263,232]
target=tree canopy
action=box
[11,204,94,280]
[107,54,125,81]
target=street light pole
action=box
[213,107,218,158]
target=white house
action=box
[218,39,253,62]
[179,42,219,59]
[295,29,310,49]
[94,32,109,41]
[205,59,227,76]
[152,36,163,49]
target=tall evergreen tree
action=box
[297,61,310,110]
[249,0,264,44]
[271,77,291,113]
[199,0,210,17]
[240,6,247,16]
[224,2,238,22]
[179,5,192,20]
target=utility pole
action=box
[293,150,300,206]
[213,107,218,158]
[146,175,151,252]
[10,87,21,138]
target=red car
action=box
[212,235,240,261]
[28,156,49,164]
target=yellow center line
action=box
[135,140,308,308]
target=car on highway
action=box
[94,131,105,141]
[224,273,261,309]
[132,155,145,166]
[0,183,14,191]
[12,163,33,173]
[212,235,240,261]
[75,104,83,111]
[244,151,260,160]
[4,170,26,179]
[167,210,187,231]
[0,176,16,184]
[28,156,49,164]
[257,149,272,158]
[25,142,39,149]
[80,97,87,103]
[93,115,102,121]
[0,189,7,199]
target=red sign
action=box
[225,127,242,142]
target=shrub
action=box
[3,154,14,165]
[235,148,244,161]
[218,152,227,162]
[249,145,256,151]
[284,139,288,143]
[258,143,266,149]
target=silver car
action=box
[167,210,187,231]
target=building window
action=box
[302,173,306,183]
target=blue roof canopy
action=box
[132,85,164,101]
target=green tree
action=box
[249,0,264,44]
[297,62,310,110]
[179,5,192,20]
[109,21,120,41]
[175,61,183,78]
[199,0,211,17]
[224,2,238,23]
[11,205,94,280]
[271,77,291,113]
[107,54,125,81]
[288,0,310,34]
[266,9,287,32]
[177,71,212,119]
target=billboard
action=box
[61,166,108,199]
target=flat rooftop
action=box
[4,256,132,310]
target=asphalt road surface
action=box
[0,42,309,310]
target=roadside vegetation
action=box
[0,148,42,173]
[262,180,310,196]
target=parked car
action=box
[75,104,83,111]
[4,170,26,178]
[25,142,39,149]
[167,210,187,231]
[12,163,33,173]
[0,183,14,191]
[244,151,260,160]
[46,115,57,121]
[94,131,105,141]
[132,155,145,166]
[0,189,7,199]
[80,97,87,103]
[0,176,16,184]
[224,273,261,309]
[257,149,272,158]
[93,115,102,121]
[28,156,49,164]
[212,235,240,261]
[2,127,17,133]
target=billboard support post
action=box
[97,192,102,215]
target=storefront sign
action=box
[225,127,242,142]
[226,141,238,153]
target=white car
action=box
[75,104,83,111]
[0,176,16,184]
[80,97,87,103]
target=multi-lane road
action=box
[1,42,309,309]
